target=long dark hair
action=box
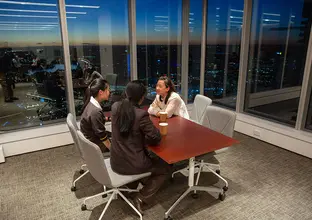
[82,78,109,112]
[158,76,176,104]
[116,80,147,137]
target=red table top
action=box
[148,116,239,164]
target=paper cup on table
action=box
[159,111,168,123]
[159,122,168,136]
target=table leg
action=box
[188,157,195,187]
[165,157,195,219]
[164,157,224,219]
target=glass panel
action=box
[65,0,130,115]
[136,0,182,102]
[188,0,202,103]
[204,0,244,109]
[244,0,311,126]
[0,0,66,131]
[306,91,312,130]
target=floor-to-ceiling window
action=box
[188,0,202,102]
[0,0,67,131]
[244,0,311,126]
[204,0,244,109]
[136,0,182,100]
[65,0,130,115]
[306,91,312,130]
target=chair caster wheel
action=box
[191,193,199,199]
[216,169,221,174]
[223,186,228,192]
[81,204,87,211]
[79,169,85,174]
[218,193,226,201]
[165,216,173,220]
[71,186,76,191]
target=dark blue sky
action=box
[0,0,307,46]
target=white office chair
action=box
[172,94,212,177]
[67,113,89,191]
[194,106,236,193]
[189,94,213,123]
[77,131,151,220]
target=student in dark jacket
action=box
[110,80,171,214]
[80,78,111,152]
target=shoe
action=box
[124,191,136,200]
[5,99,13,103]
[11,97,19,100]
[133,196,144,215]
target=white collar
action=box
[90,96,102,109]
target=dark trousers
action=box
[0,79,13,100]
[128,158,171,204]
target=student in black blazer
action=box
[110,80,171,214]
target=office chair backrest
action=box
[190,94,212,123]
[67,113,79,130]
[77,130,112,187]
[201,106,236,138]
[66,113,84,159]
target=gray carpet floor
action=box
[1,132,312,220]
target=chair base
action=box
[171,161,220,178]
[164,185,225,219]
[194,161,228,190]
[82,187,142,220]
[71,164,89,190]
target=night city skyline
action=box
[0,0,309,47]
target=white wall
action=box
[0,122,112,162]
[235,113,312,159]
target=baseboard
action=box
[0,145,5,163]
[235,113,312,159]
[0,121,112,159]
[2,132,73,157]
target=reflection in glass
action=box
[65,0,130,116]
[136,0,182,101]
[0,0,67,131]
[244,0,311,126]
[204,0,243,109]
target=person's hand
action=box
[103,139,111,149]
[156,112,160,117]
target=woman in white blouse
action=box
[148,76,189,119]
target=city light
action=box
[230,9,243,13]
[0,28,53,31]
[0,1,100,8]
[263,19,280,22]
[154,16,168,18]
[0,21,59,24]
[0,14,76,18]
[230,21,243,24]
[263,13,280,16]
[0,24,58,27]
[0,8,87,14]
[230,16,243,19]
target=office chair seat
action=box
[104,158,150,188]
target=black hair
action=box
[116,80,147,137]
[82,78,109,112]
[86,71,103,85]
[158,76,176,104]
